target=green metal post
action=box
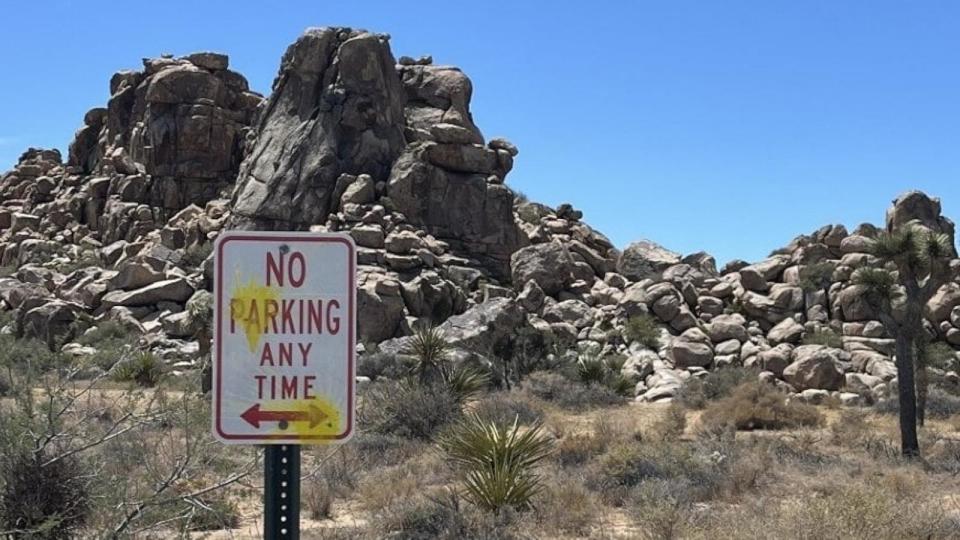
[264,444,300,539]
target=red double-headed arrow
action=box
[241,403,328,429]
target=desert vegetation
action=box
[3,329,960,538]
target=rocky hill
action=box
[1,27,958,406]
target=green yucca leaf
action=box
[403,324,451,382]
[445,365,490,402]
[576,355,607,385]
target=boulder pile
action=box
[1,27,958,404]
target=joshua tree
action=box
[853,222,952,457]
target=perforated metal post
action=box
[264,445,300,539]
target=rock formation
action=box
[0,27,958,408]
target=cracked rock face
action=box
[231,28,406,228]
[75,52,262,212]
[230,27,522,277]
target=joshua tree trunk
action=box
[894,332,921,457]
[914,340,928,427]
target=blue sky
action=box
[2,1,958,264]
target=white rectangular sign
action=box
[212,232,356,444]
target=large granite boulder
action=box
[616,239,680,281]
[783,345,845,391]
[509,242,575,295]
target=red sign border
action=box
[213,232,356,443]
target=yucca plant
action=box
[576,355,607,385]
[437,413,554,512]
[576,353,633,396]
[404,324,452,383]
[445,365,491,403]
[111,351,164,387]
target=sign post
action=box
[213,232,356,539]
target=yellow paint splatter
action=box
[271,397,343,438]
[230,273,280,352]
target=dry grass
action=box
[699,381,824,432]
[10,368,960,538]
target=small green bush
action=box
[184,496,240,531]
[591,441,725,505]
[798,262,836,292]
[77,321,137,371]
[473,392,545,427]
[875,388,960,420]
[802,328,844,348]
[380,492,518,539]
[357,351,409,380]
[111,351,165,387]
[676,367,758,409]
[0,335,66,372]
[624,314,662,349]
[926,342,958,372]
[359,379,463,440]
[0,452,90,539]
[699,381,823,431]
[522,371,626,411]
[181,241,214,269]
[576,353,633,396]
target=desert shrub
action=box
[535,473,598,536]
[303,448,364,520]
[772,482,958,539]
[590,441,725,505]
[0,335,66,373]
[623,314,661,349]
[76,320,131,347]
[927,439,960,474]
[802,328,844,348]
[677,366,759,409]
[111,351,165,387]
[496,325,571,390]
[522,371,625,410]
[184,496,240,531]
[357,351,409,380]
[829,408,873,446]
[0,373,10,397]
[181,241,213,269]
[556,432,610,468]
[875,388,960,419]
[55,251,101,275]
[76,321,137,371]
[348,432,423,469]
[472,391,544,427]
[647,402,687,441]
[699,381,823,431]
[926,342,958,371]
[797,262,836,292]
[0,451,90,538]
[627,479,692,540]
[576,353,634,396]
[380,491,518,540]
[437,413,554,512]
[359,379,462,440]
